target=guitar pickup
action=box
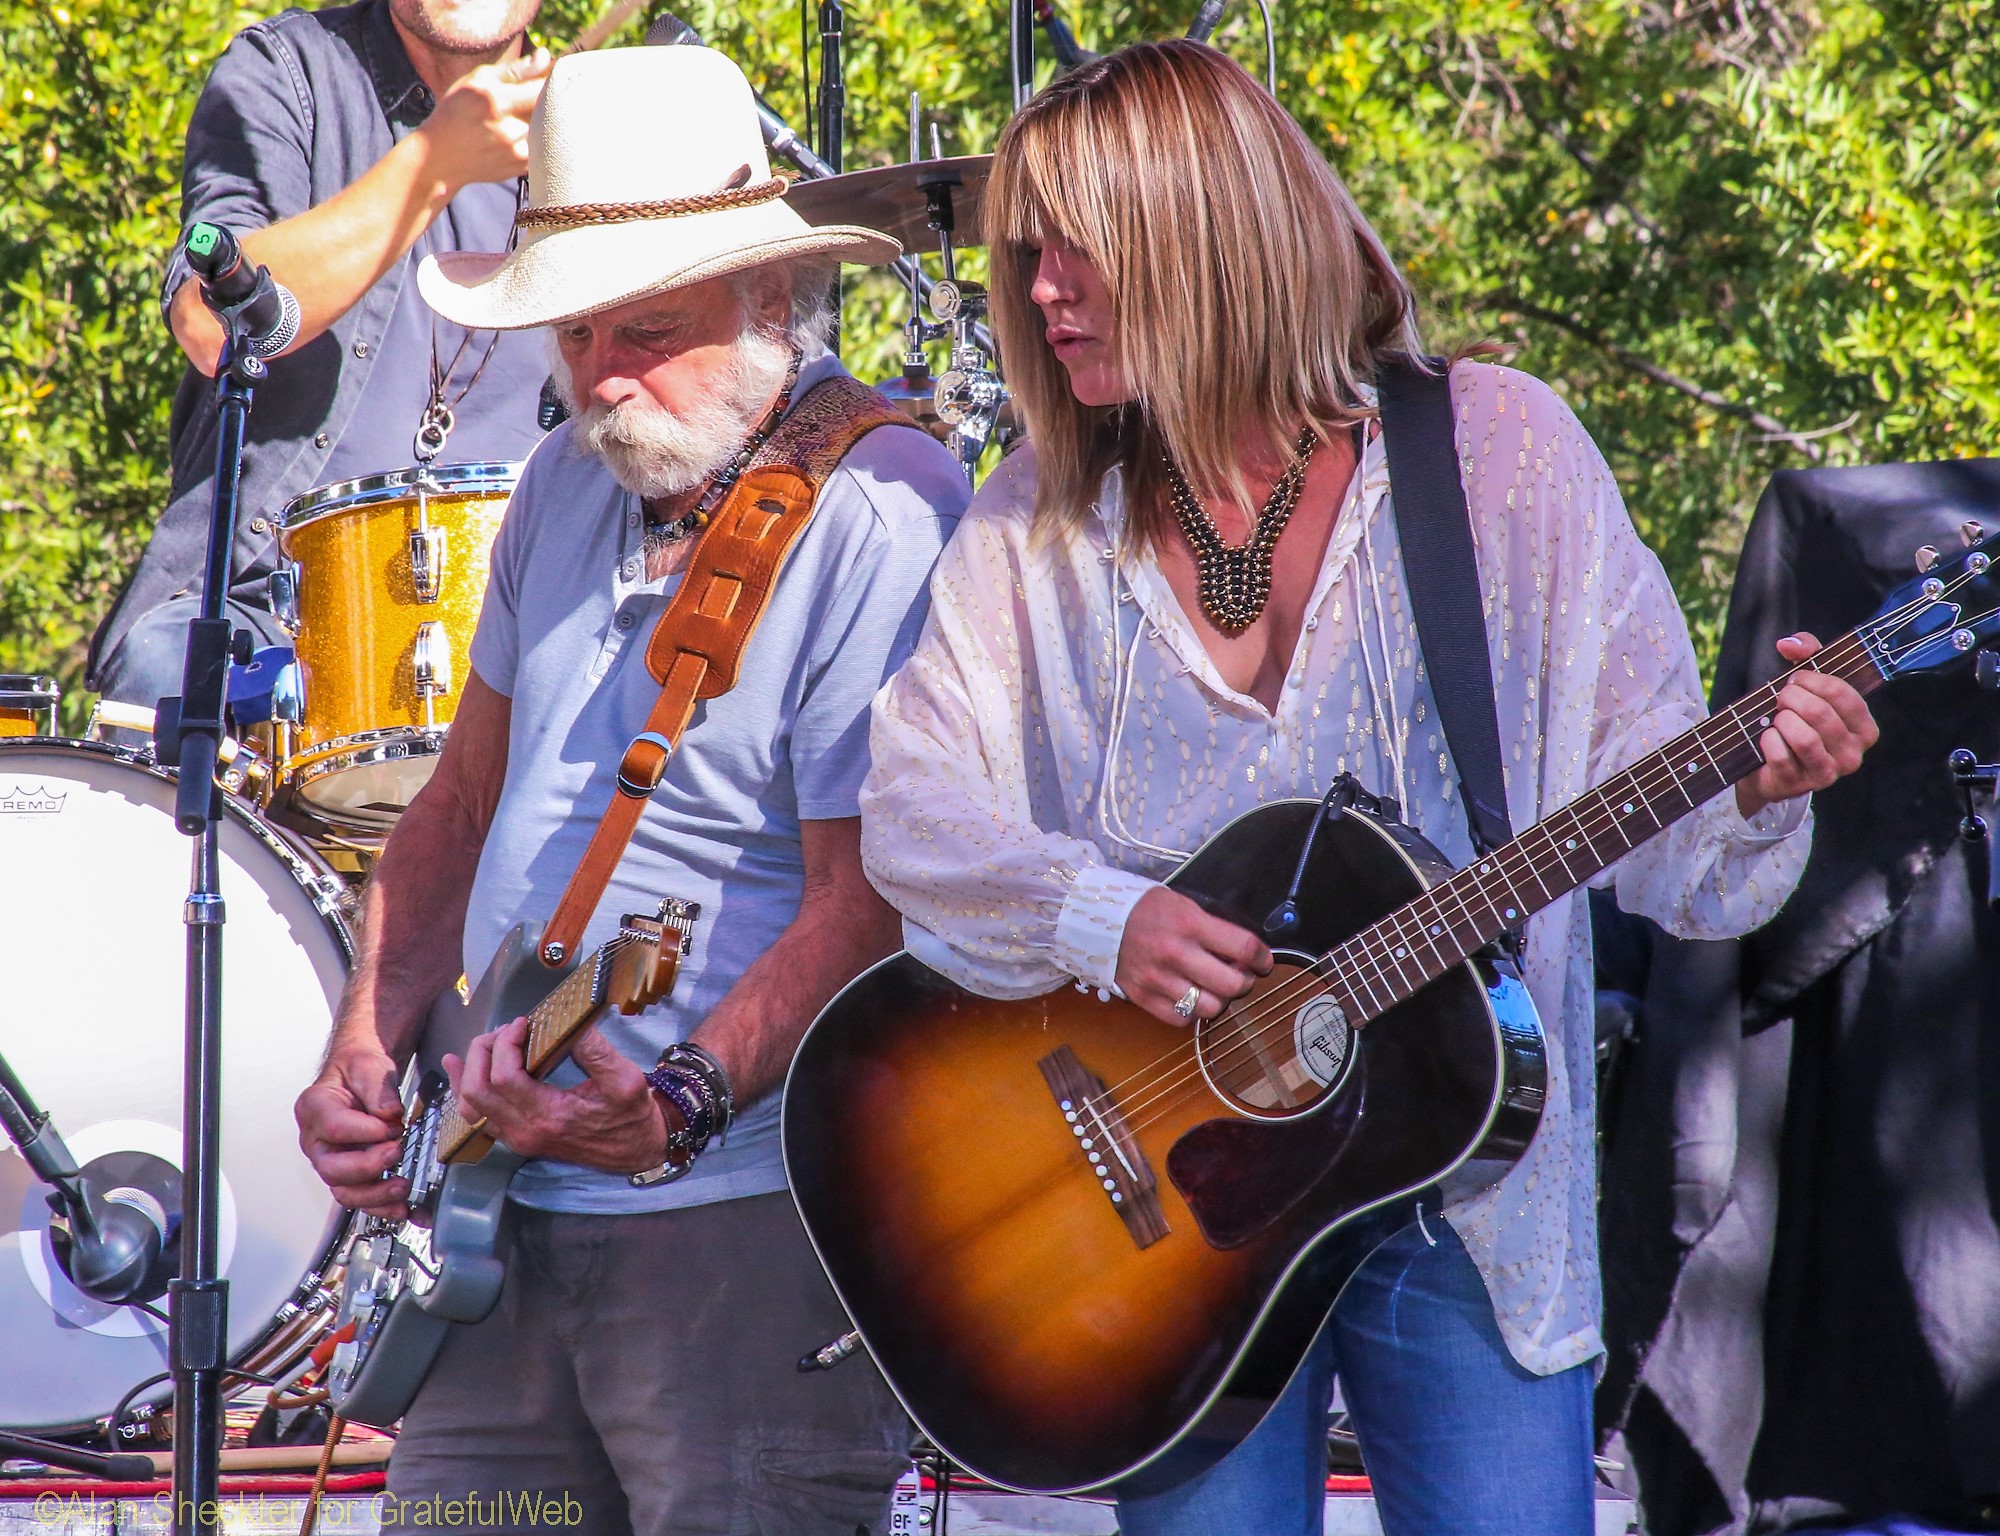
[1039,1044,1170,1249]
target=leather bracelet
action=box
[627,1044,734,1187]
[663,1041,735,1143]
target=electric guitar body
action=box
[784,795,1546,1495]
[327,899,700,1428]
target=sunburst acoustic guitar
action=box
[782,526,2000,1496]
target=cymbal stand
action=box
[757,91,992,358]
[920,175,1005,474]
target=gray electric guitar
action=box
[326,897,699,1427]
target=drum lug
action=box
[409,524,448,604]
[267,562,302,635]
[272,660,305,725]
[412,621,453,702]
[307,871,349,920]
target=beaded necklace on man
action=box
[1162,426,1320,632]
[640,346,804,563]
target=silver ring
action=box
[1173,985,1201,1021]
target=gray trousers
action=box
[381,1193,911,1536]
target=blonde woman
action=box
[859,39,1876,1536]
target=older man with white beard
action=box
[290,46,968,1536]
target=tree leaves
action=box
[2,0,1994,720]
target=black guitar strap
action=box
[1376,357,1515,859]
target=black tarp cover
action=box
[1598,458,2000,1535]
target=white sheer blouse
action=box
[860,362,1810,1375]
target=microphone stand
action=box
[153,303,267,1536]
[1009,0,1035,109]
[816,0,845,352]
[816,0,845,176]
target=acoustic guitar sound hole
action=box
[1195,954,1354,1117]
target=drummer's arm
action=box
[170,50,552,376]
[293,671,510,1215]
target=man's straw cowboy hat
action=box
[419,46,898,330]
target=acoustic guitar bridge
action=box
[1039,1045,1170,1249]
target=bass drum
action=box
[0,740,351,1433]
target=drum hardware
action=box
[276,460,518,830]
[1009,0,1035,110]
[412,620,454,708]
[789,112,1011,473]
[0,674,59,738]
[268,562,301,631]
[409,521,447,604]
[0,738,353,1438]
[408,454,449,606]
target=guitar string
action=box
[1092,581,1975,1135]
[1098,686,1789,1132]
[1084,599,1917,1123]
[1108,592,1978,1139]
[1100,655,1815,1124]
[438,930,642,1148]
[1105,567,1978,1123]
[1105,646,1863,1136]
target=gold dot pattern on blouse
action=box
[860,361,1812,1379]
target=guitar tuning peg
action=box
[1916,544,1940,573]
[1962,520,1987,548]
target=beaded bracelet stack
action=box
[628,1041,736,1188]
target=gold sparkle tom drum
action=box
[273,462,519,831]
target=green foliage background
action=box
[3,0,1996,727]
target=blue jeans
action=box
[1118,1219,1596,1536]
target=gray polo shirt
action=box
[464,354,968,1213]
[91,0,547,682]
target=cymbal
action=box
[787,156,992,251]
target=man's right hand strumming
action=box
[293,674,511,1218]
[296,1041,411,1219]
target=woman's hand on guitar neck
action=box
[1116,887,1273,1028]
[1734,632,1881,819]
[448,1018,673,1173]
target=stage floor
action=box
[0,1487,1641,1533]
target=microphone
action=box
[0,1055,176,1306]
[1186,0,1227,41]
[643,10,698,44]
[645,11,838,179]
[184,221,302,360]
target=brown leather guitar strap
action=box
[536,375,918,967]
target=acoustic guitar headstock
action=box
[607,897,701,1016]
[1870,520,2000,682]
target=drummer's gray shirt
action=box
[91,0,547,684]
[463,354,968,1213]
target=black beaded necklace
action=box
[1162,427,1320,632]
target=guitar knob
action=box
[1915,544,1940,573]
[1962,520,1987,548]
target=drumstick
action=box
[566,0,648,53]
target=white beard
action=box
[559,329,795,500]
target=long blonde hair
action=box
[986,40,1423,544]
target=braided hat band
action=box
[515,175,792,232]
